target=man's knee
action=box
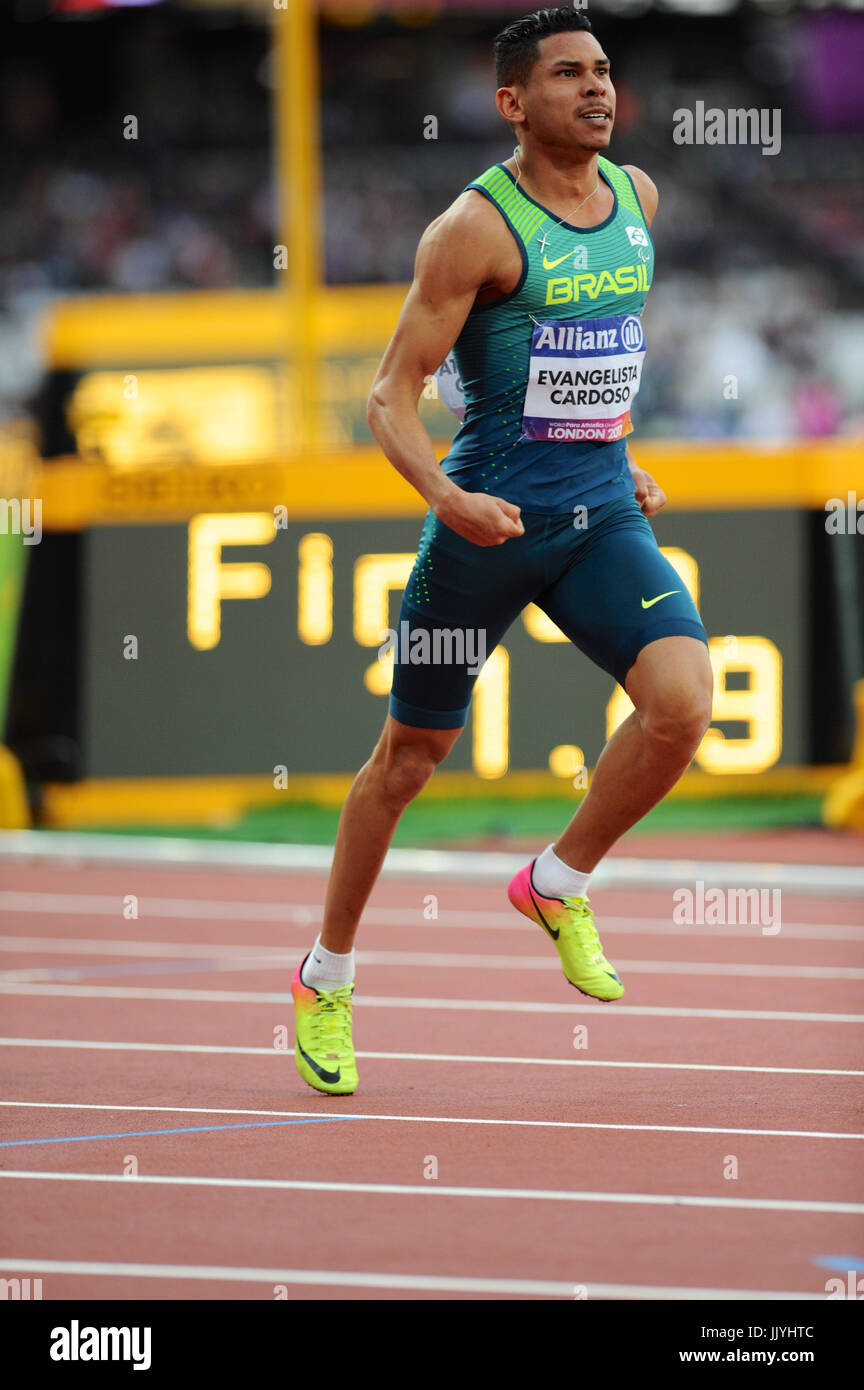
[372,724,460,807]
[639,666,714,759]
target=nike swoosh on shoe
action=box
[528,879,559,940]
[297,1042,341,1085]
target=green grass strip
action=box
[65,793,824,847]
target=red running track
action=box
[0,851,862,1301]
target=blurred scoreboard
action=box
[71,498,802,780]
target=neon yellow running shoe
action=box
[291,955,358,1095]
[507,860,624,1001]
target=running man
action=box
[292,6,713,1094]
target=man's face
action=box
[506,31,615,150]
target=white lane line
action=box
[2,895,861,942]
[2,1170,861,1214]
[0,980,859,1023]
[0,936,291,958]
[4,1100,861,1141]
[1,939,861,982]
[0,894,319,923]
[3,831,864,894]
[1,1037,860,1079]
[0,1259,825,1300]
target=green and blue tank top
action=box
[436,156,655,514]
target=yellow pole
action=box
[272,0,322,449]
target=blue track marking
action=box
[0,1117,362,1149]
[813,1255,864,1273]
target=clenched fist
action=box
[629,462,667,517]
[434,489,525,546]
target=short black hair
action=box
[494,7,594,88]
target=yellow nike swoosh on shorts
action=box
[641,590,680,609]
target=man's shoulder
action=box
[617,164,659,224]
[421,178,514,250]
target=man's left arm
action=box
[620,165,665,518]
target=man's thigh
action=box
[536,494,709,689]
[389,508,544,730]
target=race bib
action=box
[434,352,465,420]
[522,311,646,443]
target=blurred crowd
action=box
[2,6,863,441]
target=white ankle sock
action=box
[300,936,355,992]
[531,845,592,900]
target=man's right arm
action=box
[367,195,524,547]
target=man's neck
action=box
[509,142,602,208]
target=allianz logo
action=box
[535,317,644,354]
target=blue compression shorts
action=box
[389,492,708,731]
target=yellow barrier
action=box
[43,286,407,367]
[33,442,864,528]
[823,680,864,832]
[0,745,31,829]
